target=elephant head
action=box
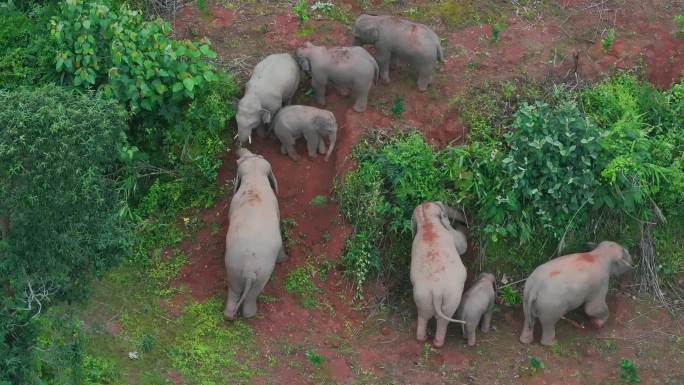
[477,272,497,292]
[295,42,317,73]
[411,201,453,237]
[312,111,338,162]
[235,148,278,194]
[236,96,272,145]
[352,14,380,46]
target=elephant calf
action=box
[224,149,287,320]
[410,201,468,348]
[520,241,633,345]
[236,53,300,144]
[295,42,378,113]
[352,14,443,91]
[456,273,496,347]
[271,105,337,162]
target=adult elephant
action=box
[519,241,633,345]
[295,42,378,112]
[224,149,287,320]
[352,14,443,91]
[410,201,468,348]
[236,53,300,145]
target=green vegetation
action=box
[491,22,504,43]
[390,96,405,117]
[676,15,684,37]
[294,0,310,25]
[311,1,352,24]
[336,73,684,298]
[602,28,616,51]
[499,286,521,306]
[0,0,240,382]
[0,86,129,382]
[619,358,640,384]
[310,195,329,206]
[527,355,545,374]
[305,349,326,367]
[284,265,319,308]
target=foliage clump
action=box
[0,85,129,381]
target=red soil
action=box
[166,1,684,384]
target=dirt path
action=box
[168,1,684,384]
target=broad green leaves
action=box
[50,0,218,119]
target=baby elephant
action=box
[520,241,633,345]
[224,149,287,320]
[272,105,337,162]
[410,201,468,348]
[456,273,496,347]
[352,14,443,91]
[295,42,378,112]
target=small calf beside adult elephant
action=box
[295,42,378,113]
[352,14,443,91]
[224,149,287,320]
[410,201,469,348]
[271,105,337,162]
[520,241,633,345]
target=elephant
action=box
[410,201,469,348]
[236,53,300,144]
[352,14,443,91]
[295,42,378,113]
[456,273,496,347]
[519,241,633,345]
[224,148,288,320]
[271,105,338,162]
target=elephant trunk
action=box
[324,132,336,162]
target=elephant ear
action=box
[410,207,419,238]
[233,175,242,195]
[434,201,451,231]
[267,169,278,195]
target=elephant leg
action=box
[519,313,535,344]
[465,320,478,347]
[305,136,319,158]
[280,143,287,155]
[539,314,559,346]
[481,307,493,333]
[584,296,610,328]
[285,143,301,161]
[417,64,434,92]
[413,288,433,343]
[277,245,288,263]
[375,50,391,83]
[434,298,460,348]
[223,287,241,320]
[317,135,327,154]
[241,283,264,319]
[352,82,371,113]
[312,78,327,106]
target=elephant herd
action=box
[224,13,634,349]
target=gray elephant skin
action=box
[224,149,288,320]
[236,53,300,144]
[410,201,468,348]
[272,105,338,162]
[456,273,496,347]
[295,42,378,112]
[519,241,633,345]
[352,14,443,91]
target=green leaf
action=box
[182,78,195,91]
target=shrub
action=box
[0,5,55,88]
[50,0,217,119]
[0,85,129,383]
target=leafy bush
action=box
[50,0,218,118]
[0,85,129,383]
[0,5,55,89]
[498,100,603,241]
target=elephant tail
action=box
[436,43,444,63]
[235,271,257,312]
[432,292,466,324]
